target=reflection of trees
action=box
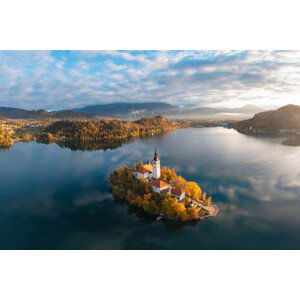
[0,145,11,152]
[127,203,199,230]
[56,138,135,151]
[36,131,169,151]
[282,134,300,147]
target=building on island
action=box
[170,187,185,201]
[152,147,161,179]
[133,165,153,180]
[134,147,161,181]
[134,147,185,202]
[150,179,170,193]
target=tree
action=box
[0,128,14,147]
[187,182,201,200]
[187,207,199,220]
[133,196,144,207]
[112,186,123,199]
[143,193,152,202]
[126,189,135,203]
[134,160,143,170]
[206,196,212,206]
[162,198,189,221]
[161,166,177,182]
[142,199,150,212]
[147,201,160,215]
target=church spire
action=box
[153,146,159,161]
[152,146,161,179]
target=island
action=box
[109,147,219,222]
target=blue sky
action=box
[0,50,299,110]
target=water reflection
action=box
[0,128,299,249]
[36,133,168,152]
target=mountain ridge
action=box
[0,107,95,119]
[0,102,265,119]
[74,102,178,117]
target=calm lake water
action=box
[0,127,300,249]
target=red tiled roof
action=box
[150,179,169,189]
[171,187,185,197]
[135,166,151,174]
[143,164,153,172]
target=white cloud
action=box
[0,50,300,110]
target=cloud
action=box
[0,50,300,110]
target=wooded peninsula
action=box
[0,116,189,149]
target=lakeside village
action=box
[109,147,219,222]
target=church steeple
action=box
[152,146,161,179]
[153,146,159,161]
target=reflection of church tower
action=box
[152,147,161,179]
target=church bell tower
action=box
[152,147,161,179]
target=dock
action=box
[191,198,219,217]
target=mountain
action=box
[50,110,95,119]
[0,102,264,120]
[74,102,178,117]
[167,104,263,119]
[234,104,300,134]
[0,107,95,119]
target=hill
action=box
[0,107,95,119]
[234,104,300,134]
[45,115,187,143]
[74,102,178,117]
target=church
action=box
[133,147,186,201]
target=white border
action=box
[1,0,300,299]
[1,250,300,299]
[0,0,299,50]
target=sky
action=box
[0,50,300,110]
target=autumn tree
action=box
[134,160,143,170]
[206,197,212,206]
[147,201,160,215]
[160,167,177,182]
[186,207,199,220]
[0,127,14,147]
[126,189,135,203]
[186,182,201,200]
[132,195,144,207]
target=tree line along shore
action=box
[0,116,189,149]
[0,115,236,149]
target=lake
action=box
[0,127,300,249]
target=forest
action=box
[0,125,14,147]
[0,116,188,149]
